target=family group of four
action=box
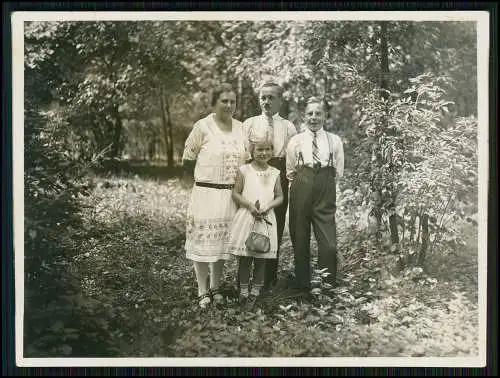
[181,81,344,310]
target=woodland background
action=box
[23,20,480,358]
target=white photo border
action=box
[12,10,491,368]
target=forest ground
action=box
[52,173,480,358]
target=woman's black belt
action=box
[195,182,234,189]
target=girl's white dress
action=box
[227,164,280,259]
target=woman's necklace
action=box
[251,161,268,172]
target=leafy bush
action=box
[24,100,116,357]
[346,285,479,357]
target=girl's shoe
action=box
[244,294,258,311]
[211,289,225,306]
[238,294,248,305]
[198,292,211,309]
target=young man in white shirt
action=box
[286,97,344,295]
[242,81,297,291]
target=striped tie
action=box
[267,115,274,129]
[312,131,321,168]
[267,116,274,154]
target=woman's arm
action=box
[181,121,204,188]
[181,159,196,188]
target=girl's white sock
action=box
[251,283,263,296]
[240,283,249,297]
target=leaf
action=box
[313,268,329,274]
[51,321,64,333]
[60,344,72,356]
[28,229,37,239]
[279,304,293,312]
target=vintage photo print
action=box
[12,10,490,368]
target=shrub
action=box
[24,100,115,357]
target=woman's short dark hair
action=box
[211,83,236,107]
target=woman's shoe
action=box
[211,289,225,306]
[198,292,211,309]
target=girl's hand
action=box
[259,205,271,216]
[248,204,261,219]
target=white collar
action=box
[261,112,280,120]
[306,127,326,137]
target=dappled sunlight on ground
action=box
[70,175,480,358]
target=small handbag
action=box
[245,217,272,254]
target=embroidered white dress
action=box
[182,113,248,263]
[226,164,280,259]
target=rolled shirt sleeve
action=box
[286,135,299,182]
[182,121,204,162]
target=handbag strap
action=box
[250,216,271,237]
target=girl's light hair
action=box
[248,129,273,157]
[248,126,273,145]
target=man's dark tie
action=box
[312,131,321,168]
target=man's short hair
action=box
[259,81,283,97]
[305,96,327,111]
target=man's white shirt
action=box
[286,127,344,181]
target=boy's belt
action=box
[301,165,336,174]
[195,182,234,190]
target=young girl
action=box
[226,136,284,310]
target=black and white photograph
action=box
[12,9,490,368]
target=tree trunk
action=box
[409,212,416,243]
[237,75,243,121]
[110,105,123,159]
[418,214,429,266]
[416,211,422,245]
[389,213,400,244]
[280,98,291,120]
[380,23,401,244]
[379,22,390,101]
[164,96,174,167]
[159,87,174,167]
[401,213,405,242]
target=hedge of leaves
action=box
[24,103,117,357]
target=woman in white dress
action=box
[182,83,249,308]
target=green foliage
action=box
[23,97,119,357]
[23,20,480,358]
[24,20,478,165]
[332,69,478,265]
[24,104,88,274]
[26,177,476,358]
[350,285,478,357]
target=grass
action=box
[51,174,480,358]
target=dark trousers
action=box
[263,157,288,289]
[289,166,338,290]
